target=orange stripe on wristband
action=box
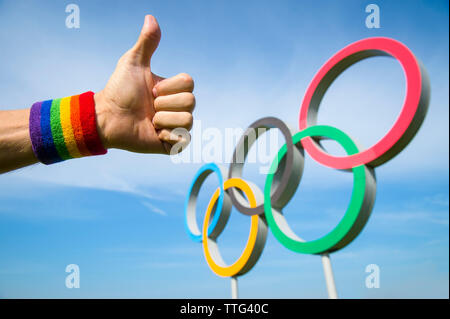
[70,94,92,156]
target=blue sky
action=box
[0,0,448,298]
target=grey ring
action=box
[228,117,305,216]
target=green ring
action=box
[264,125,375,254]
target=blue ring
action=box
[185,163,225,242]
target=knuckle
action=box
[179,73,194,90]
[159,129,169,139]
[153,98,161,110]
[184,93,196,109]
[184,112,193,129]
[153,113,163,126]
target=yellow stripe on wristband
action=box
[60,96,83,158]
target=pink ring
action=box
[299,37,430,169]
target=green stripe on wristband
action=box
[50,98,72,160]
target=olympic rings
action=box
[264,125,376,255]
[299,37,430,169]
[185,37,429,278]
[202,178,268,277]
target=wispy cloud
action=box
[140,201,167,216]
[5,157,180,201]
[375,211,449,226]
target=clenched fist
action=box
[94,15,194,154]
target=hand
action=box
[94,15,195,154]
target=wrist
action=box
[28,92,107,165]
[94,91,111,149]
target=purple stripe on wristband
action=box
[29,101,45,162]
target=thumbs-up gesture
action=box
[94,15,194,154]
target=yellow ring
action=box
[202,178,262,277]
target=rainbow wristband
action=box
[29,91,107,164]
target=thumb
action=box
[131,15,161,65]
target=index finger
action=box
[153,73,194,97]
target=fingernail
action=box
[152,87,158,98]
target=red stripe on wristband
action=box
[78,91,107,155]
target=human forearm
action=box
[0,108,38,173]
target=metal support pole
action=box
[231,276,239,299]
[321,254,338,299]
